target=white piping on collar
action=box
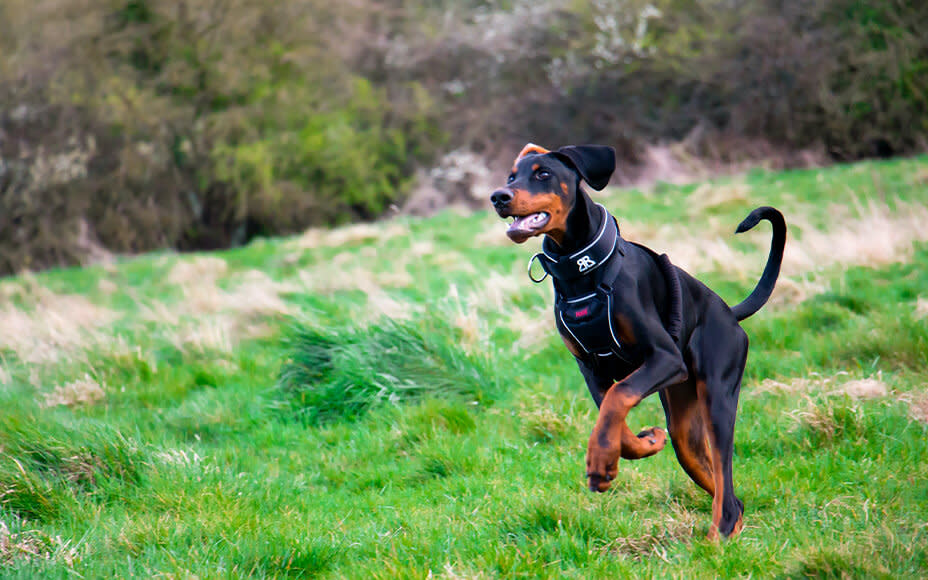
[541,203,611,262]
[569,204,610,260]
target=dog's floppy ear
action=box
[552,145,616,191]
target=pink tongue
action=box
[508,212,547,235]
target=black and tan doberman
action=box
[490,143,786,539]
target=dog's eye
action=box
[507,174,515,183]
[534,170,551,181]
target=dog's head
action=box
[490,144,616,245]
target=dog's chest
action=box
[556,289,634,367]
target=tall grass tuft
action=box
[0,407,145,520]
[276,316,499,423]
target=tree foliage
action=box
[1,0,926,274]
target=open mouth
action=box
[506,212,550,242]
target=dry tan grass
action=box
[787,395,865,440]
[838,378,889,399]
[782,200,928,274]
[477,217,518,247]
[167,255,228,285]
[170,317,235,353]
[42,374,105,408]
[300,262,413,295]
[291,222,410,250]
[906,394,928,424]
[599,502,697,561]
[685,181,751,217]
[0,282,118,364]
[507,305,556,353]
[0,520,77,566]
[620,199,928,308]
[753,372,889,399]
[154,447,204,467]
[443,271,555,354]
[915,297,928,320]
[127,260,298,353]
[167,258,297,316]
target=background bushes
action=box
[1,0,926,275]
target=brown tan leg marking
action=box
[696,380,727,541]
[586,384,666,491]
[665,384,716,495]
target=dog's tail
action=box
[731,206,787,321]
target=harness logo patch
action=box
[576,255,596,272]
[572,307,590,319]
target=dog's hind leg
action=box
[677,320,748,540]
[660,382,716,496]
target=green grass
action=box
[1,156,927,577]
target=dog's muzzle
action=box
[491,188,513,212]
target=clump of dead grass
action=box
[167,256,228,285]
[151,259,301,351]
[0,520,78,567]
[599,503,698,561]
[754,372,889,399]
[167,258,297,317]
[915,297,928,320]
[291,222,410,250]
[620,198,928,308]
[686,181,751,217]
[782,199,928,274]
[41,374,105,408]
[0,280,118,364]
[897,392,928,424]
[787,394,866,442]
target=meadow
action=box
[1,157,927,578]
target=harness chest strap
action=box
[528,205,684,359]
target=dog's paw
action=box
[587,472,614,493]
[586,446,619,492]
[636,426,667,454]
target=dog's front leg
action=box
[586,349,687,492]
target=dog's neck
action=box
[546,187,605,255]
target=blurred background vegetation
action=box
[1,0,926,275]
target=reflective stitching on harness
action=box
[558,308,590,354]
[606,293,622,350]
[566,293,597,304]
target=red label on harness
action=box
[573,307,590,318]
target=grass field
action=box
[1,157,927,578]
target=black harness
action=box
[529,204,683,364]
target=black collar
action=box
[533,204,626,282]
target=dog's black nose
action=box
[491,189,513,209]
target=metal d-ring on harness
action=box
[526,204,683,362]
